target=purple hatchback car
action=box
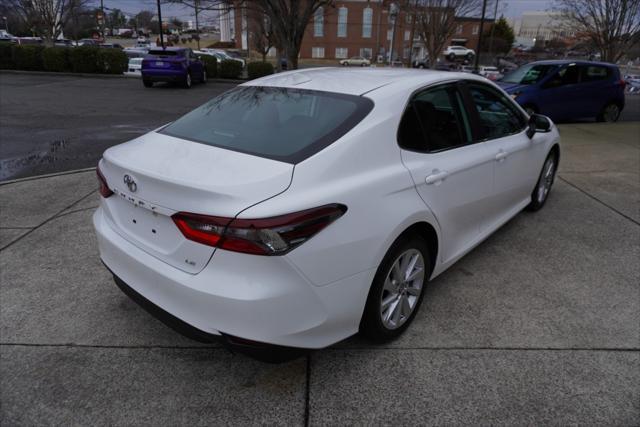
[142,47,206,89]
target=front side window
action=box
[398,85,471,152]
[362,7,372,38]
[337,7,348,37]
[314,7,324,37]
[500,63,558,85]
[161,87,374,163]
[544,64,580,88]
[467,84,526,140]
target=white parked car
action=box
[201,48,245,67]
[125,57,143,77]
[340,56,371,66]
[479,66,502,81]
[443,46,475,61]
[94,69,560,362]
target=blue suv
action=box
[141,47,206,89]
[497,60,626,122]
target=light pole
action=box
[156,0,164,48]
[474,0,488,73]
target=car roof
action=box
[243,67,488,96]
[528,59,617,67]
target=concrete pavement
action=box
[1,122,638,425]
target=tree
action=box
[483,15,514,53]
[170,17,184,30]
[3,0,90,45]
[107,8,126,29]
[247,8,276,61]
[554,0,640,62]
[252,0,333,69]
[134,10,154,32]
[412,0,485,68]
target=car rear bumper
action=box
[93,206,372,353]
[141,70,185,82]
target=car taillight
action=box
[618,79,626,88]
[97,166,113,198]
[172,204,347,255]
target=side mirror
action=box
[527,113,552,138]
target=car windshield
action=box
[160,86,374,163]
[500,63,558,84]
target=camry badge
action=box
[123,174,137,193]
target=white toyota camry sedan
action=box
[94,68,560,361]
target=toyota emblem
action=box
[123,174,137,193]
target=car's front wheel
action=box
[527,152,557,211]
[466,53,474,60]
[597,102,621,122]
[360,235,430,342]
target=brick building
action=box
[229,0,492,63]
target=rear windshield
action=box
[148,50,180,56]
[500,64,558,84]
[160,86,374,163]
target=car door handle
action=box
[425,170,449,185]
[495,151,509,161]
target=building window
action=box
[314,7,323,37]
[337,7,348,38]
[360,47,373,59]
[456,24,463,34]
[335,47,348,59]
[405,14,412,25]
[472,24,479,35]
[312,47,325,58]
[404,30,411,41]
[403,48,410,58]
[362,7,372,38]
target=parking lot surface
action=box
[1,72,640,180]
[1,121,638,424]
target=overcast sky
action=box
[94,0,555,23]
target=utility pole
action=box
[474,0,487,73]
[156,0,164,48]
[488,0,499,58]
[195,0,200,50]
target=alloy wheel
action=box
[537,157,556,203]
[603,104,620,122]
[380,249,425,330]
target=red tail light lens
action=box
[97,167,113,198]
[172,204,347,255]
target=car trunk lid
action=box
[99,131,293,274]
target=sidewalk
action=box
[1,122,638,425]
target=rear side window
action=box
[581,65,611,82]
[468,84,526,140]
[398,84,471,152]
[160,86,373,163]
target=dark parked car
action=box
[141,47,206,89]
[498,60,626,122]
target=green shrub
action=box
[247,61,274,80]
[69,45,100,73]
[0,43,14,69]
[13,45,44,71]
[200,55,217,77]
[42,47,71,72]
[219,59,242,79]
[98,48,127,74]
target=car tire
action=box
[418,64,425,69]
[360,235,430,343]
[183,72,192,89]
[597,102,621,122]
[526,151,558,211]
[201,69,207,84]
[448,54,455,61]
[466,53,473,61]
[142,79,153,88]
[361,63,366,67]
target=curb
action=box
[0,69,247,84]
[0,167,96,186]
